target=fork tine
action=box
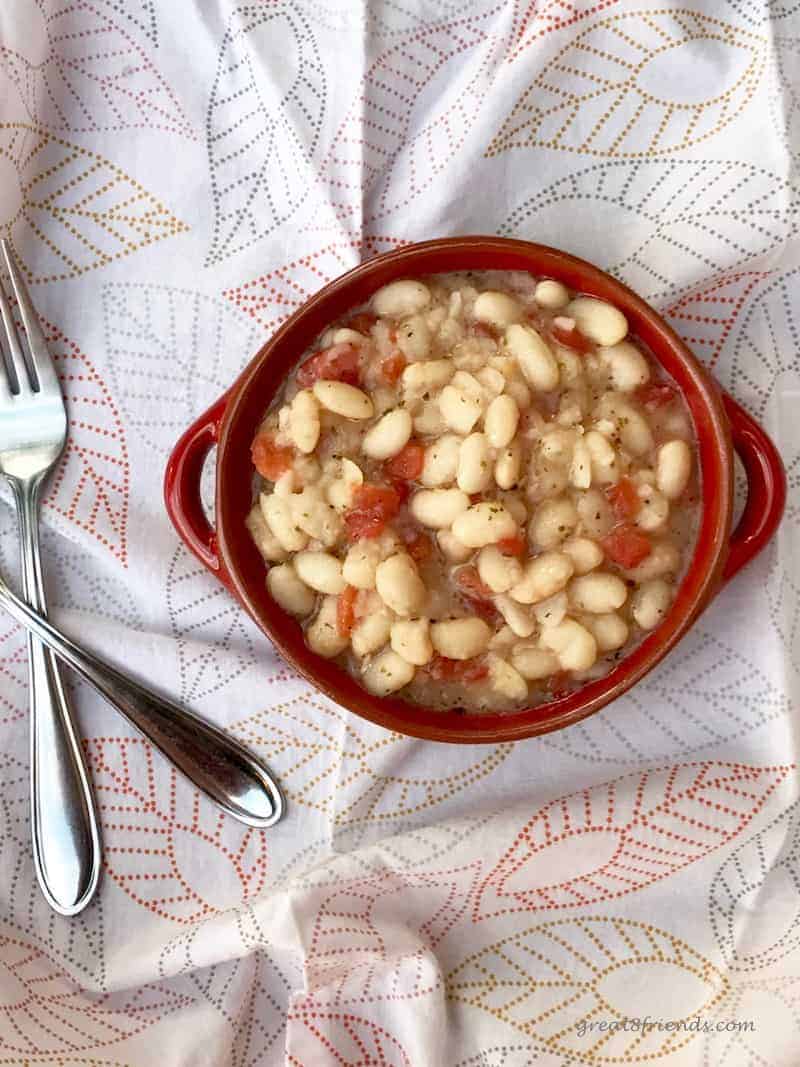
[0,265,29,396]
[0,240,59,394]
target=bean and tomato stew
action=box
[247,271,699,711]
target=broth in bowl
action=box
[245,271,699,711]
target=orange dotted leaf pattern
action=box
[223,237,408,334]
[488,9,766,159]
[234,694,512,832]
[447,917,729,1061]
[0,927,191,1055]
[0,123,187,284]
[507,0,621,62]
[663,271,769,369]
[85,736,268,925]
[286,1009,412,1067]
[475,762,791,920]
[0,0,194,137]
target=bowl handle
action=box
[722,392,786,583]
[164,393,232,588]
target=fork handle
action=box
[0,535,284,830]
[14,482,101,915]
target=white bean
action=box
[260,492,308,552]
[575,488,614,538]
[511,644,560,679]
[485,394,519,449]
[569,438,592,489]
[553,340,584,387]
[581,611,629,652]
[391,618,433,666]
[413,400,446,436]
[266,562,315,616]
[396,314,431,360]
[362,408,412,460]
[568,572,628,613]
[631,579,672,630]
[567,297,628,346]
[246,505,288,563]
[561,537,604,575]
[635,483,670,531]
[510,551,574,604]
[505,324,560,392]
[421,434,461,488]
[457,433,492,494]
[477,545,523,593]
[306,595,349,658]
[439,384,483,434]
[495,594,536,637]
[290,487,343,546]
[476,365,506,397]
[505,376,532,410]
[622,540,680,582]
[411,488,470,528]
[452,502,518,548]
[402,359,454,399]
[293,551,346,595]
[620,406,654,456]
[498,491,528,525]
[332,327,368,345]
[437,529,473,563]
[289,389,320,453]
[313,380,374,419]
[430,617,492,660]
[343,541,381,589]
[534,279,570,310]
[603,341,650,392]
[487,654,528,700]
[530,497,578,550]
[532,591,568,629]
[351,611,392,657]
[494,439,523,489]
[584,430,619,485]
[489,624,517,650]
[375,553,427,616]
[326,458,364,512]
[372,279,431,317]
[656,440,692,500]
[362,649,415,695]
[540,617,598,672]
[541,427,576,462]
[473,290,521,328]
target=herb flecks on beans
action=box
[247,271,699,711]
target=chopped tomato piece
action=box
[345,312,377,335]
[551,319,593,354]
[391,478,412,505]
[469,493,484,505]
[403,530,432,563]
[296,343,361,388]
[471,321,499,340]
[380,352,406,384]
[250,432,293,481]
[605,477,641,522]
[497,535,526,557]
[336,585,358,636]
[636,382,676,408]
[601,524,652,568]
[385,441,425,481]
[344,484,401,540]
[426,655,489,683]
[455,566,493,599]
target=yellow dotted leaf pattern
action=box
[487,9,766,159]
[446,917,729,1062]
[0,123,187,283]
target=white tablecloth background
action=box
[0,1,799,1063]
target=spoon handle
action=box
[0,575,284,829]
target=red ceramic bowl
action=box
[165,237,785,743]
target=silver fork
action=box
[0,240,100,915]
